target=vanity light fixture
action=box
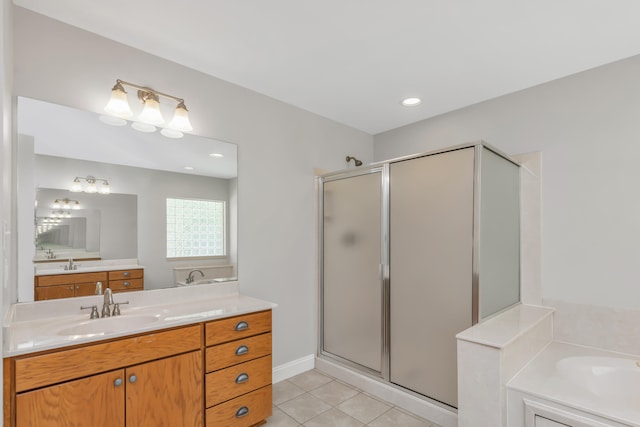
[401,97,422,107]
[70,176,110,194]
[104,79,193,138]
[52,199,81,210]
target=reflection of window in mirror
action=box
[166,198,226,258]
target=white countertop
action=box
[3,282,276,357]
[456,304,554,348]
[34,258,142,276]
[508,341,640,426]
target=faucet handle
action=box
[112,301,129,316]
[81,305,99,319]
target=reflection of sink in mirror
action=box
[176,277,238,287]
[57,315,159,337]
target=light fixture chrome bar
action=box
[116,79,185,104]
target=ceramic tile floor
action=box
[267,370,443,427]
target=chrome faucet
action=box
[64,257,77,271]
[186,269,204,284]
[102,288,114,317]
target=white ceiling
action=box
[14,0,640,134]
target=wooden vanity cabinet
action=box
[35,272,108,301]
[205,310,273,427]
[6,325,203,427]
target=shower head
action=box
[346,156,363,167]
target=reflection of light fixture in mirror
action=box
[51,210,72,218]
[70,176,110,194]
[103,79,193,138]
[52,198,80,209]
[209,153,224,158]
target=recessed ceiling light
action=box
[184,166,194,170]
[209,153,224,158]
[401,97,422,107]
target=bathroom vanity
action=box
[34,267,144,301]
[3,283,275,427]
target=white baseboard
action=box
[272,354,315,383]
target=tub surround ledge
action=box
[456,304,554,427]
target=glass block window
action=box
[166,198,225,258]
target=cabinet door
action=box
[126,350,203,427]
[16,369,125,427]
[35,285,75,301]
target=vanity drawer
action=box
[108,269,143,280]
[205,310,271,346]
[206,332,271,372]
[205,355,271,407]
[108,278,144,291]
[14,325,201,392]
[36,272,108,287]
[206,385,272,427]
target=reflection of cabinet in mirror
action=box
[34,268,144,301]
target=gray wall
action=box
[11,7,374,368]
[374,54,640,310]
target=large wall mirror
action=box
[17,97,238,302]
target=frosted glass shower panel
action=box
[322,171,383,373]
[479,148,521,319]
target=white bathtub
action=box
[508,342,640,426]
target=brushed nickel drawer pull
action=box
[123,272,130,277]
[129,375,137,383]
[235,373,249,384]
[114,378,123,387]
[235,406,249,418]
[235,321,249,331]
[235,345,249,356]
[123,281,130,287]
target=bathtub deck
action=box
[507,341,640,426]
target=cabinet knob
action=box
[75,286,80,290]
[68,286,74,291]
[114,378,123,387]
[129,375,137,383]
[235,321,249,331]
[123,281,130,287]
[123,272,130,277]
[235,406,249,418]
[235,373,249,384]
[235,345,249,356]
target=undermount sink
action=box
[57,315,159,337]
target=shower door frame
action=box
[317,164,390,379]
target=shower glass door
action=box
[320,168,386,375]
